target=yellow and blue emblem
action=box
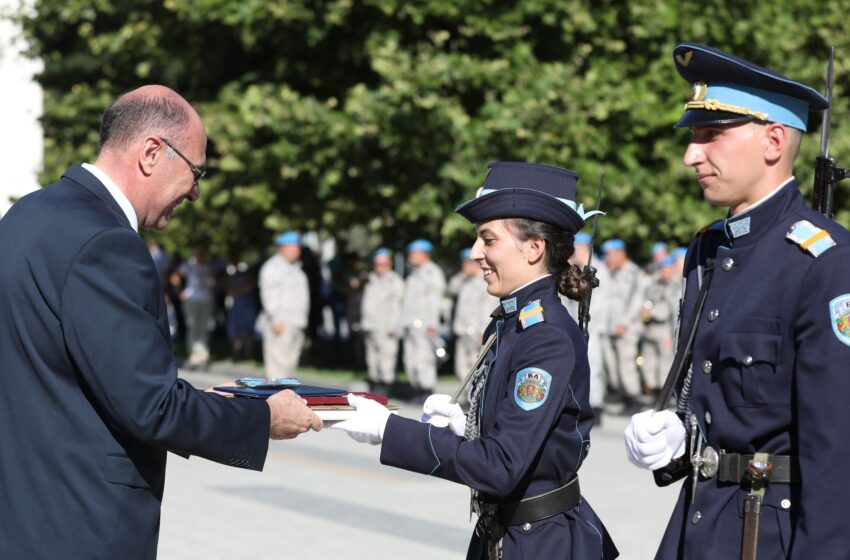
[830,295,850,347]
[514,367,552,411]
[786,220,836,257]
[519,299,545,330]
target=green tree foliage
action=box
[11,0,850,259]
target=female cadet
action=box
[333,161,618,559]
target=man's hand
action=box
[420,394,466,437]
[267,389,322,440]
[624,409,686,470]
[330,394,391,445]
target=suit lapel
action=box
[62,165,134,230]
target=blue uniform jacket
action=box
[656,179,850,558]
[381,276,617,559]
[0,166,271,559]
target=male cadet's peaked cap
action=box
[601,239,625,253]
[372,247,392,258]
[455,161,602,234]
[574,232,593,245]
[275,231,301,246]
[673,43,828,131]
[407,239,433,252]
[459,247,472,260]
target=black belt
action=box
[718,453,797,484]
[496,477,581,527]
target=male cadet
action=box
[450,248,498,380]
[648,241,670,274]
[639,254,677,395]
[601,238,646,412]
[0,86,320,559]
[563,232,610,421]
[257,231,311,375]
[360,247,405,395]
[401,239,447,399]
[624,43,850,558]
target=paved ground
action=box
[158,364,680,559]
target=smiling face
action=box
[683,122,775,214]
[148,119,206,230]
[470,219,545,298]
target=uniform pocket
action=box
[717,318,786,407]
[103,453,151,489]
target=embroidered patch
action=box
[830,295,850,347]
[727,217,751,239]
[514,367,552,411]
[519,299,545,330]
[501,297,518,314]
[787,220,836,257]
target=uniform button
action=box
[722,257,735,271]
[692,511,702,524]
[708,309,720,322]
[704,411,712,425]
[522,523,532,532]
[413,319,423,329]
[742,355,754,367]
[781,499,791,509]
[702,360,713,374]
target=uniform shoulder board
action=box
[696,220,724,237]
[786,220,836,257]
[519,299,545,330]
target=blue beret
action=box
[372,247,392,258]
[601,239,625,253]
[455,162,603,234]
[672,246,688,259]
[651,242,668,256]
[407,239,433,253]
[574,232,593,245]
[459,247,472,260]
[659,255,675,267]
[275,231,301,246]
[673,43,828,131]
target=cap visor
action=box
[674,109,755,128]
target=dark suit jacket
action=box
[0,166,271,559]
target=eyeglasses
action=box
[160,137,207,183]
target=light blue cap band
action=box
[601,239,625,252]
[373,247,391,258]
[574,232,592,245]
[275,231,301,245]
[692,83,809,130]
[407,239,433,252]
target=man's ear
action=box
[139,136,164,177]
[763,122,787,165]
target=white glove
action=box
[330,394,391,445]
[420,394,466,437]
[624,409,686,470]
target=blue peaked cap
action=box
[455,162,603,234]
[275,231,301,246]
[651,241,668,255]
[459,248,472,260]
[407,239,433,253]
[601,239,625,253]
[372,247,392,258]
[574,232,593,245]
[672,247,688,259]
[673,43,828,131]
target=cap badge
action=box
[691,82,707,102]
[676,50,694,67]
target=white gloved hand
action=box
[330,394,391,445]
[420,394,466,437]
[624,409,686,470]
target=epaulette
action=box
[786,220,836,257]
[519,299,545,330]
[696,220,724,237]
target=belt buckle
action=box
[693,445,719,479]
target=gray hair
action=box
[99,93,191,151]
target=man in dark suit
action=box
[0,85,322,559]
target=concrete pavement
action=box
[159,365,680,559]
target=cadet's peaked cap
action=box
[601,239,625,253]
[574,232,593,245]
[407,239,433,253]
[459,247,472,260]
[275,231,301,246]
[673,43,828,131]
[455,162,602,233]
[372,247,392,258]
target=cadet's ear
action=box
[763,123,787,165]
[525,236,546,266]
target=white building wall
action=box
[0,0,43,217]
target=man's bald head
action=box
[99,85,198,152]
